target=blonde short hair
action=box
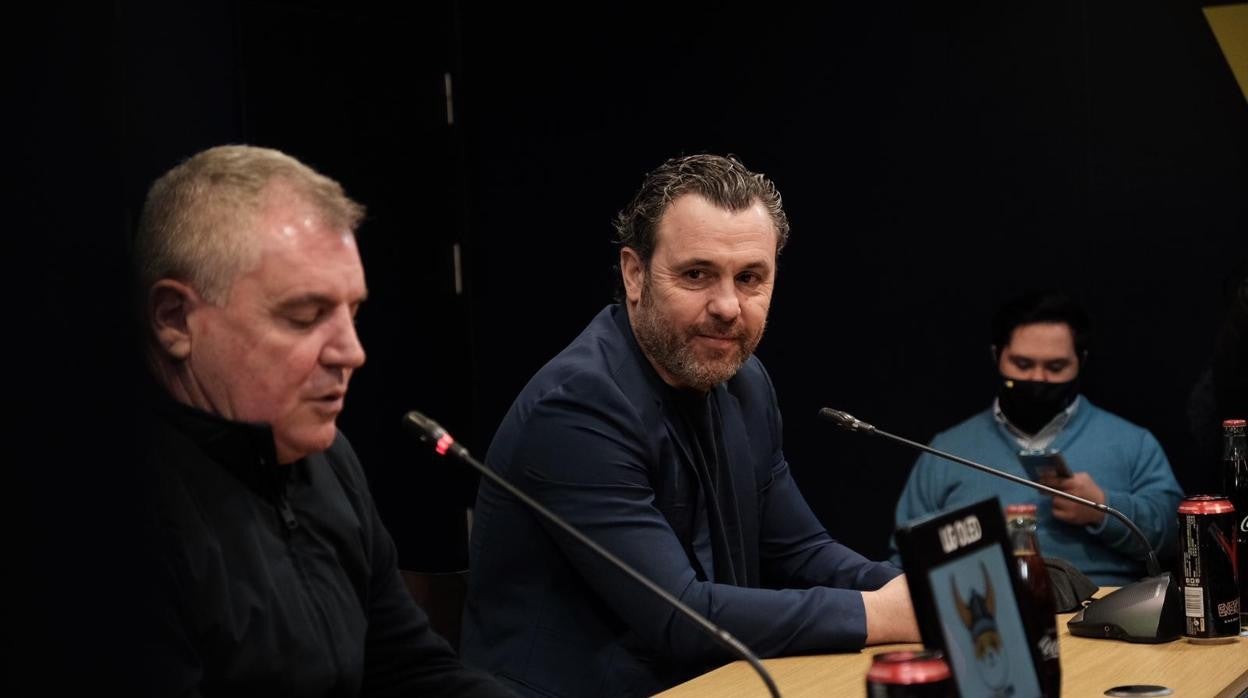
[135,145,365,303]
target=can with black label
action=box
[866,650,953,697]
[1220,418,1247,624]
[1178,495,1240,641]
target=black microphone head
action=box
[818,407,849,425]
[402,410,446,444]
[818,407,875,433]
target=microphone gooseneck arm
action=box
[818,408,1162,577]
[402,411,782,698]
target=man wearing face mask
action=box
[891,290,1183,585]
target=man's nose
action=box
[706,279,741,324]
[323,309,366,369]
[1023,366,1047,381]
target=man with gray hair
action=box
[137,145,509,696]
[462,154,917,697]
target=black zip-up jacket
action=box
[146,401,510,697]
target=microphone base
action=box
[1066,573,1184,643]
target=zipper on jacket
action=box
[278,483,342,680]
[278,497,299,532]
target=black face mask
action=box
[997,376,1079,435]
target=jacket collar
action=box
[149,388,289,500]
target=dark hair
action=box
[990,290,1091,358]
[612,153,789,265]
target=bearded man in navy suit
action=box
[462,154,919,697]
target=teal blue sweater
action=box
[891,399,1183,585]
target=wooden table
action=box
[658,606,1248,697]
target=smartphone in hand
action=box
[1018,449,1072,480]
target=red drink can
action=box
[866,650,954,697]
[1177,495,1240,641]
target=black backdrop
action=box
[459,1,1248,563]
[12,2,1247,687]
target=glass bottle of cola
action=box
[1006,503,1061,697]
[1222,418,1247,624]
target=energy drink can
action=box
[1178,495,1240,641]
[866,650,953,697]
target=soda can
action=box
[1220,418,1248,625]
[1177,495,1240,641]
[866,649,953,697]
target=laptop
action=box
[894,496,1044,698]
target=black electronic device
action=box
[1017,449,1073,480]
[895,497,1045,698]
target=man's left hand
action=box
[1039,472,1106,526]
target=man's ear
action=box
[619,247,645,305]
[149,280,201,361]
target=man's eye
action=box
[684,269,706,281]
[287,310,322,328]
[737,272,760,286]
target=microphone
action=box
[402,411,783,698]
[819,407,1184,644]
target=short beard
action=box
[630,273,762,392]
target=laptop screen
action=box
[895,496,1043,698]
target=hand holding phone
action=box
[1019,450,1107,525]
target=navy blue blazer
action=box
[462,305,900,697]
